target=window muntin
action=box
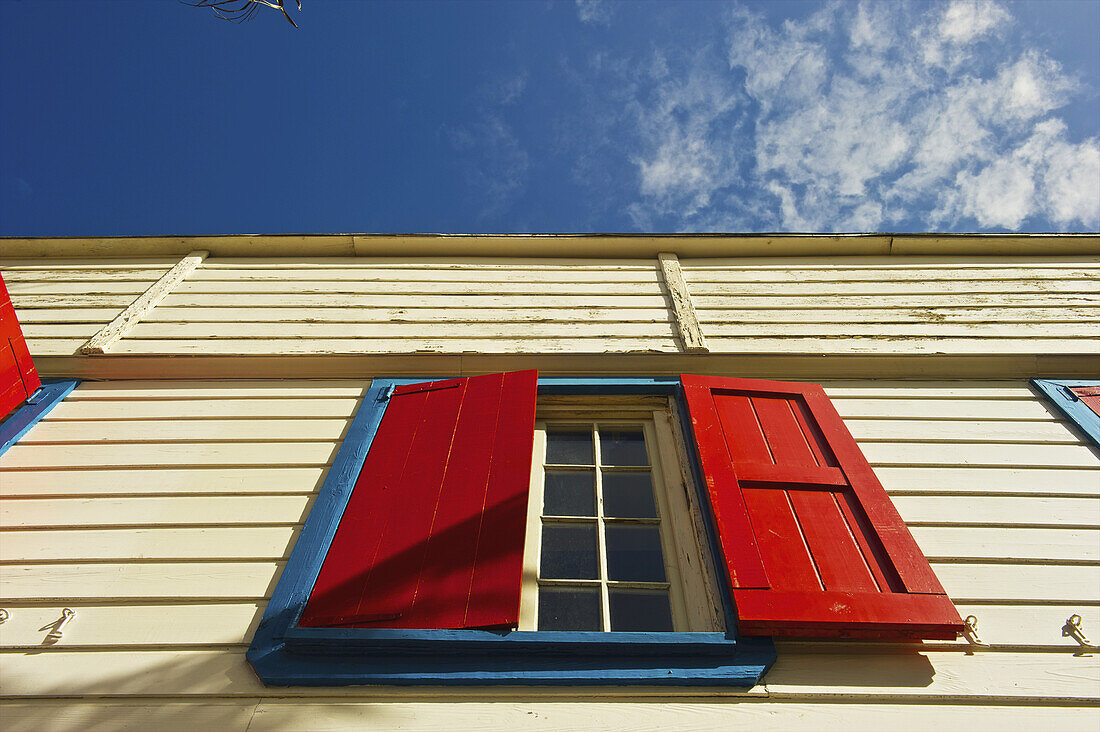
[520,415,714,632]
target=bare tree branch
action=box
[184,0,301,28]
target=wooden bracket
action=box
[79,250,208,354]
[657,252,709,353]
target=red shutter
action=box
[0,272,42,421]
[1070,386,1100,419]
[681,375,963,640]
[301,370,538,630]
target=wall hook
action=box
[0,609,8,624]
[39,608,75,644]
[962,615,984,645]
[1063,614,1094,648]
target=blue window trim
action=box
[0,379,80,458]
[248,376,776,687]
[1032,379,1100,449]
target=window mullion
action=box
[593,423,612,632]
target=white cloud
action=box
[623,0,1098,231]
[576,0,613,26]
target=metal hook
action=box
[1062,614,1093,648]
[39,608,75,643]
[963,615,984,645]
[0,609,8,624]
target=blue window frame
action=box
[247,376,776,686]
[0,379,80,458]
[1032,379,1100,449]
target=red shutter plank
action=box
[301,370,538,630]
[681,374,963,640]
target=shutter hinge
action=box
[962,615,985,646]
[25,387,46,405]
[1060,385,1080,402]
[376,384,396,402]
[1062,614,1094,648]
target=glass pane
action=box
[609,589,674,632]
[599,430,649,466]
[602,472,657,518]
[538,586,601,631]
[605,525,666,582]
[547,430,594,465]
[543,470,596,516]
[540,523,599,579]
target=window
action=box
[1032,379,1100,449]
[249,372,961,686]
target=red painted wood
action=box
[681,377,769,589]
[1070,387,1100,419]
[680,374,963,640]
[0,272,40,421]
[301,370,538,630]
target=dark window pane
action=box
[538,586,601,631]
[540,523,599,579]
[547,431,594,465]
[543,470,596,516]
[609,589,674,632]
[600,430,649,466]
[602,472,657,518]
[605,525,666,582]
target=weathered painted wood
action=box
[0,495,312,527]
[3,649,1096,700]
[79,250,209,354]
[696,307,1100,323]
[1,561,282,600]
[19,418,351,443]
[656,253,708,353]
[0,702,260,732]
[911,526,1100,562]
[892,495,1100,527]
[848,419,1082,443]
[873,467,1100,496]
[168,281,666,295]
[190,267,663,283]
[43,396,361,419]
[68,379,369,398]
[0,442,338,469]
[2,270,167,282]
[689,280,1100,295]
[1,527,299,561]
[156,293,672,308]
[932,563,1096,602]
[830,398,1062,420]
[693,294,1100,307]
[117,322,682,338]
[683,267,1100,282]
[0,467,328,496]
[857,442,1099,468]
[142,306,676,323]
[0,603,265,648]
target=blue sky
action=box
[0,0,1097,235]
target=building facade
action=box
[1,234,1098,729]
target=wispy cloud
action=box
[623,0,1099,231]
[575,0,614,27]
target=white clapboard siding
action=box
[1,527,299,562]
[873,466,1100,496]
[682,267,1100,282]
[892,495,1100,527]
[40,397,362,419]
[695,307,1100,323]
[693,294,1100,307]
[0,442,338,469]
[0,495,313,528]
[0,467,330,497]
[911,527,1100,563]
[68,379,370,399]
[144,306,676,323]
[685,280,1100,295]
[18,418,352,443]
[846,419,1082,442]
[1,561,282,600]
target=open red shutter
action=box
[1070,386,1100,419]
[0,272,42,421]
[681,375,963,640]
[300,369,538,630]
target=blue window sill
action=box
[247,377,776,687]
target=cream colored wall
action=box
[1,379,1097,731]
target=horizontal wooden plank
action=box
[12,308,126,323]
[0,442,339,469]
[684,267,1100,282]
[43,397,362,419]
[190,267,662,283]
[933,562,1097,603]
[201,256,659,268]
[949,604,1100,649]
[20,418,352,443]
[0,603,263,648]
[6,282,160,295]
[1,269,166,283]
[705,323,1100,337]
[912,526,1099,562]
[874,466,1100,496]
[170,281,667,295]
[6,702,1100,732]
[831,398,1061,420]
[0,561,281,600]
[0,495,312,528]
[0,527,299,562]
[694,294,1100,308]
[12,295,143,308]
[68,379,370,399]
[142,306,676,323]
[116,322,680,339]
[697,307,1100,323]
[893,495,1100,527]
[0,258,180,269]
[0,467,328,497]
[158,293,673,308]
[3,649,1095,701]
[848,419,1082,443]
[763,650,1100,701]
[821,382,1038,398]
[859,442,1099,468]
[690,280,1099,295]
[682,256,1100,269]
